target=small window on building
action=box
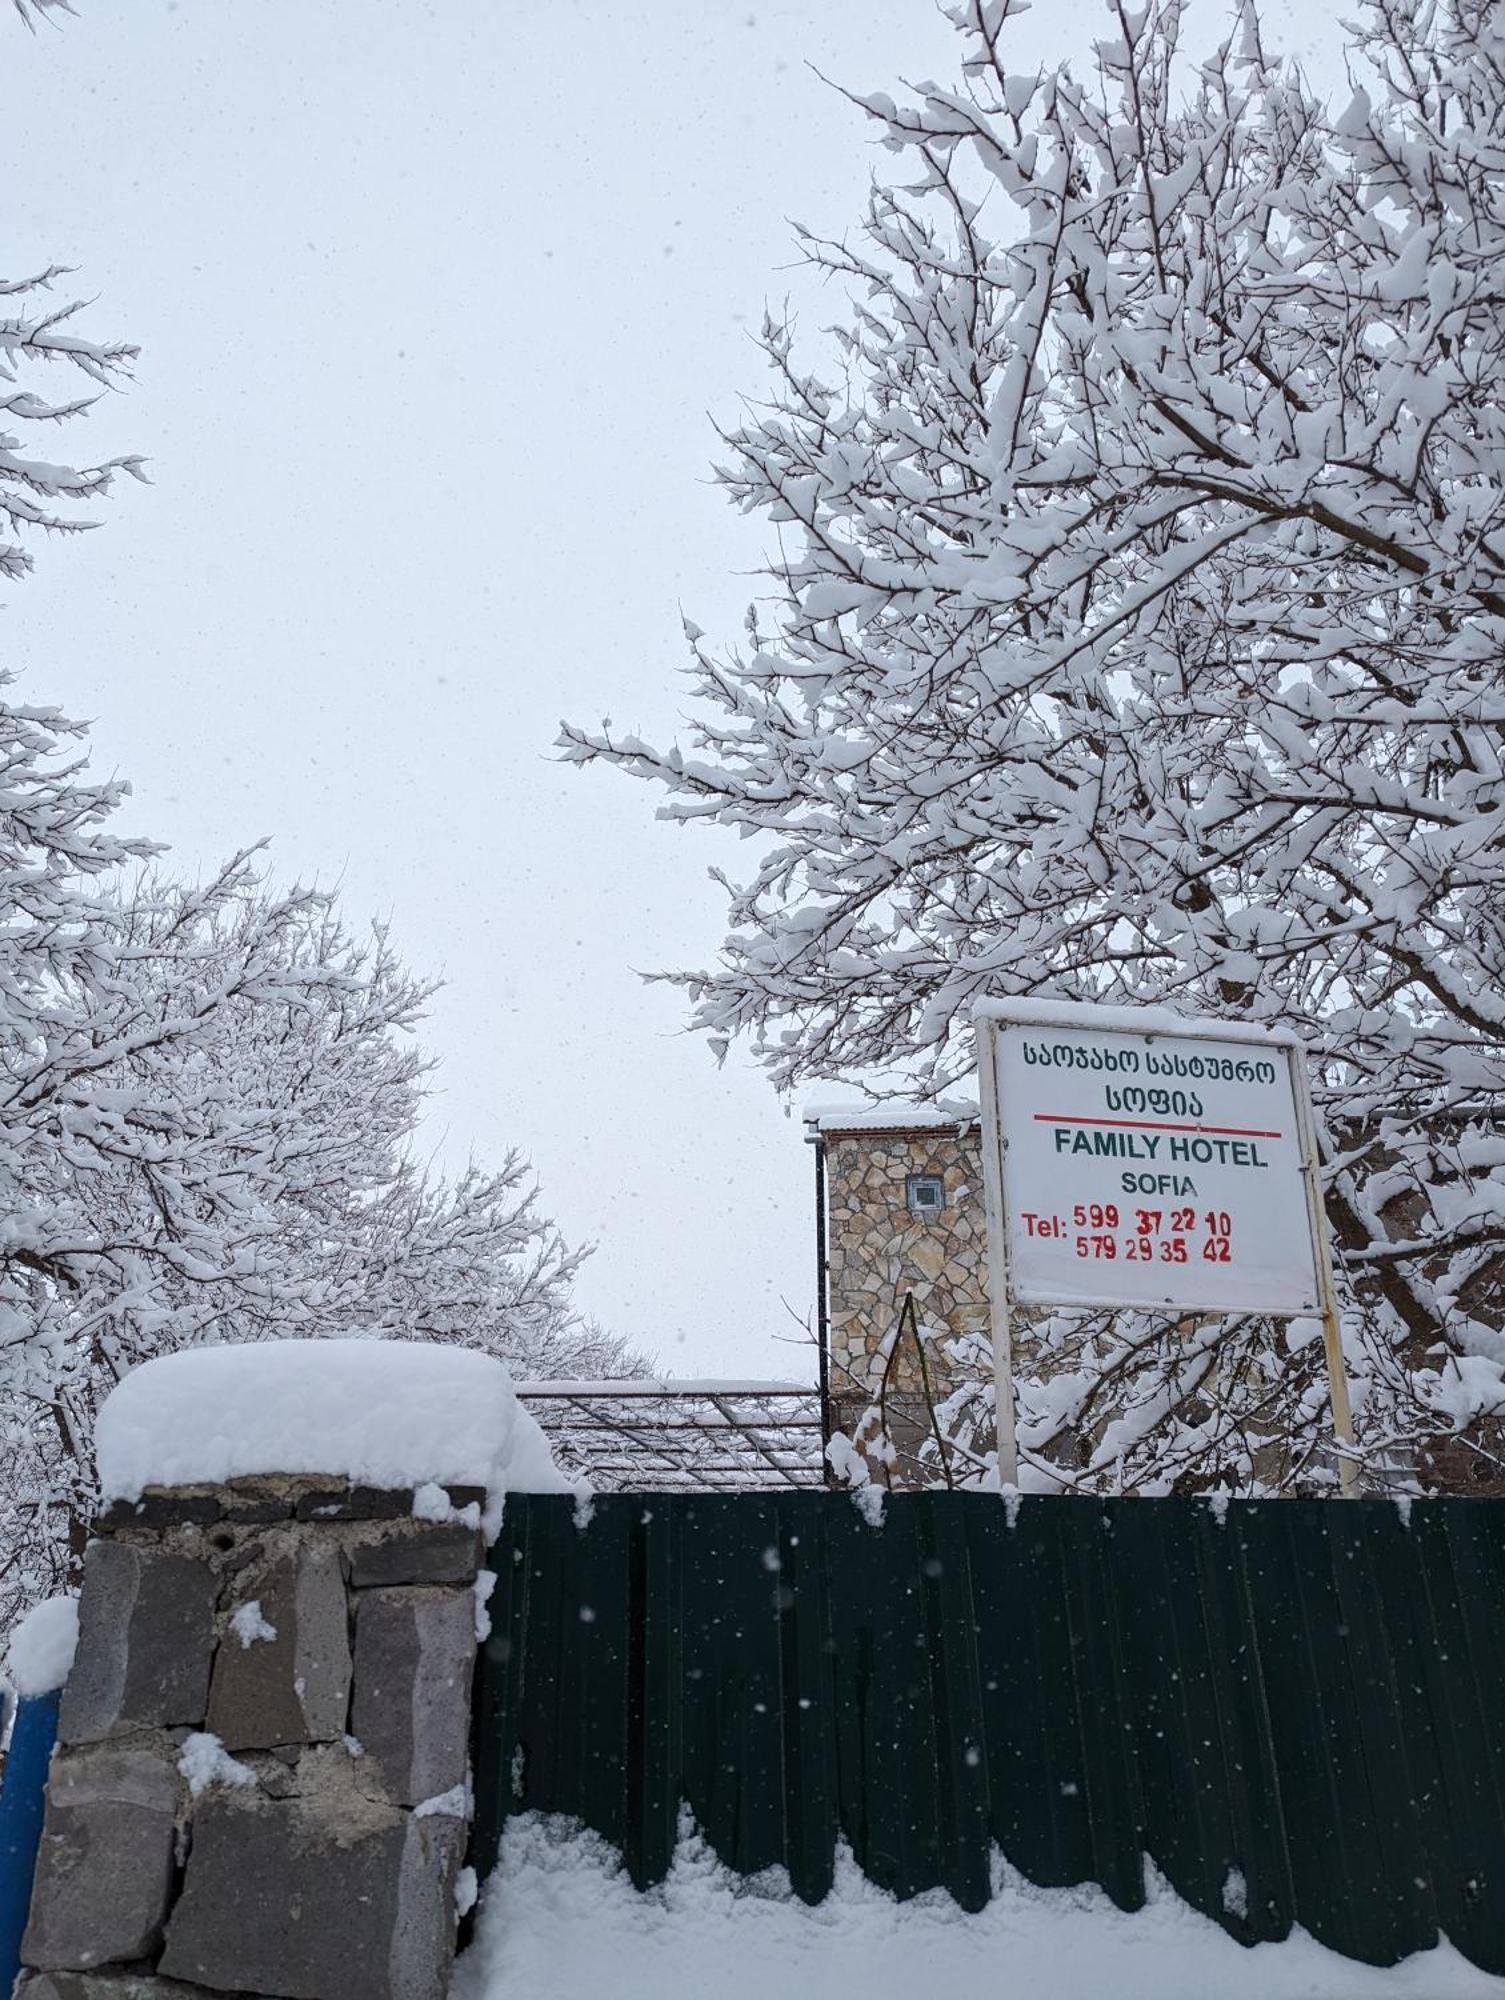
[906,1173,946,1221]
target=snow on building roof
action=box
[95,1339,570,1537]
[803,1100,980,1135]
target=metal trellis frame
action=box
[515,1380,825,1491]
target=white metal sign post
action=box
[975,999,1357,1495]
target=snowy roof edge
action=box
[803,1101,980,1134]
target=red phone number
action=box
[1075,1234,1231,1263]
[1071,1204,1233,1264]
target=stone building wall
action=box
[819,1117,992,1484]
[17,1475,487,2000]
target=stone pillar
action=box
[16,1476,488,2000]
[817,1117,992,1483]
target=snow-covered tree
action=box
[0,855,623,1624]
[0,253,624,1632]
[565,0,1505,1495]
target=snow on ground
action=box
[95,1339,569,1537]
[451,1817,1505,2000]
[4,1594,79,1698]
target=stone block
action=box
[97,1487,222,1533]
[59,1541,218,1743]
[906,1235,949,1281]
[219,1475,299,1525]
[16,1975,224,1998]
[294,1483,414,1522]
[351,1587,474,1805]
[206,1540,351,1748]
[159,1787,464,2000]
[21,1744,178,1971]
[390,1812,468,1999]
[350,1522,483,1589]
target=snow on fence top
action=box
[516,1378,814,1398]
[5,1594,79,1698]
[95,1339,568,1535]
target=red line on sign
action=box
[1036,1115,1284,1139]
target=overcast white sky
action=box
[6,0,1350,1378]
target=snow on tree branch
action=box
[11,1,76,26]
[566,0,1505,1495]
[0,266,144,578]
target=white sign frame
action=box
[974,998,1357,1494]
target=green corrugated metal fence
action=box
[471,1492,1505,1972]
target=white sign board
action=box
[977,1005,1323,1317]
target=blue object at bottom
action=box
[0,1689,60,1996]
